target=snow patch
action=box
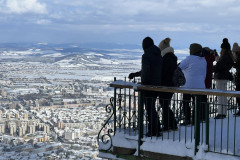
[111,80,140,89]
[42,53,63,57]
[141,139,194,157]
[112,131,137,149]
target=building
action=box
[15,113,19,119]
[9,122,17,135]
[0,123,5,134]
[24,113,28,120]
[44,125,50,134]
[6,113,11,119]
[28,125,35,134]
[19,127,24,136]
[65,130,75,140]
[57,121,63,129]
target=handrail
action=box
[110,81,135,89]
[137,85,240,98]
[110,81,240,98]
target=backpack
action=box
[172,67,186,87]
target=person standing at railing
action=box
[202,47,219,89]
[232,42,240,116]
[128,36,163,137]
[179,43,207,125]
[198,48,219,121]
[214,38,234,119]
[158,37,178,131]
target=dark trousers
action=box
[182,94,207,123]
[159,92,177,129]
[143,91,161,134]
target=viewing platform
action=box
[98,79,240,160]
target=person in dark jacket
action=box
[214,38,234,119]
[128,37,163,136]
[232,42,240,116]
[158,37,178,131]
[202,47,219,89]
[199,48,219,122]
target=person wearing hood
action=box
[232,43,240,116]
[158,37,178,131]
[214,38,234,119]
[179,43,207,125]
[128,36,163,136]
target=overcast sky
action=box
[0,0,240,49]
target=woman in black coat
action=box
[158,38,178,130]
[214,38,234,119]
[128,37,163,136]
[232,42,240,116]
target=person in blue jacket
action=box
[179,43,207,125]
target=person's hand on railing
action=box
[128,72,136,79]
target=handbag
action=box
[172,67,186,87]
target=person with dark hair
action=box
[128,36,163,136]
[158,37,178,131]
[179,43,207,125]
[198,47,219,122]
[202,47,219,89]
[232,43,240,116]
[214,38,234,119]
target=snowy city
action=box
[0,44,148,159]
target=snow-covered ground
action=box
[0,47,189,82]
[101,113,240,160]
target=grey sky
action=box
[0,0,240,49]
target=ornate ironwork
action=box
[97,97,114,150]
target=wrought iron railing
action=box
[98,78,240,158]
[97,79,138,150]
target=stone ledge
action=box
[113,146,136,155]
[141,150,193,160]
[99,147,193,160]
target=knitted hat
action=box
[159,37,171,51]
[142,37,154,51]
[221,38,231,50]
[232,43,240,52]
[189,43,202,55]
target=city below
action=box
[0,43,143,159]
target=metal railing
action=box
[98,78,240,157]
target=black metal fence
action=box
[98,78,240,157]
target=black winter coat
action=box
[234,55,240,86]
[214,54,233,80]
[161,52,178,86]
[141,45,162,86]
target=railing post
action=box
[138,90,144,156]
[205,101,209,149]
[194,95,201,155]
[113,77,117,135]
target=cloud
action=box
[35,19,51,25]
[6,0,47,14]
[1,0,240,46]
[44,0,240,30]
